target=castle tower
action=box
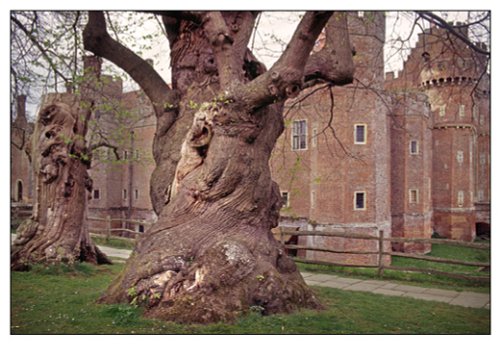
[11,95,34,203]
[421,27,489,241]
[387,89,433,253]
[388,24,490,241]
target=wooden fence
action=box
[278,228,490,282]
[87,216,152,240]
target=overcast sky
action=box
[9,10,489,119]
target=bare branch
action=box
[304,12,354,86]
[238,11,333,109]
[89,141,121,160]
[11,14,70,84]
[417,11,490,55]
[201,11,242,87]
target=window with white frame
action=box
[409,189,419,204]
[410,140,419,155]
[439,105,446,117]
[354,124,367,144]
[354,191,366,210]
[459,104,465,117]
[312,127,318,148]
[478,190,484,201]
[292,120,307,150]
[281,191,289,208]
[457,191,464,207]
[480,153,486,165]
[472,104,478,121]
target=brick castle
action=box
[11,12,490,264]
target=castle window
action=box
[480,153,486,165]
[16,180,23,202]
[409,189,419,204]
[410,140,419,155]
[312,127,318,148]
[457,191,464,207]
[439,105,446,117]
[354,191,366,210]
[311,190,316,209]
[354,124,367,144]
[456,150,464,164]
[478,190,484,201]
[292,120,307,150]
[472,104,478,121]
[123,189,127,200]
[459,104,465,117]
[93,189,100,200]
[135,189,139,200]
[281,191,289,208]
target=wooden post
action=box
[106,215,111,241]
[377,230,384,277]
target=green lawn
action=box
[11,263,490,334]
[296,241,490,293]
[91,234,136,250]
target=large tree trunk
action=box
[11,57,111,270]
[85,11,353,323]
[101,102,321,323]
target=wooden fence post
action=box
[377,230,384,277]
[106,215,111,241]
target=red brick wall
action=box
[270,12,392,265]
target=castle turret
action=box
[388,23,490,241]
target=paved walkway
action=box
[300,271,490,309]
[12,236,490,310]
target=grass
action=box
[91,235,136,250]
[11,263,490,334]
[296,241,490,293]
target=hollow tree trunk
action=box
[11,57,110,270]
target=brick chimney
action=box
[15,94,28,126]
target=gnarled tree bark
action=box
[84,11,354,323]
[11,57,111,270]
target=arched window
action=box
[17,180,23,202]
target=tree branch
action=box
[89,141,121,160]
[303,12,354,86]
[201,11,242,87]
[237,11,333,109]
[83,11,179,119]
[11,14,70,84]
[417,11,490,55]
